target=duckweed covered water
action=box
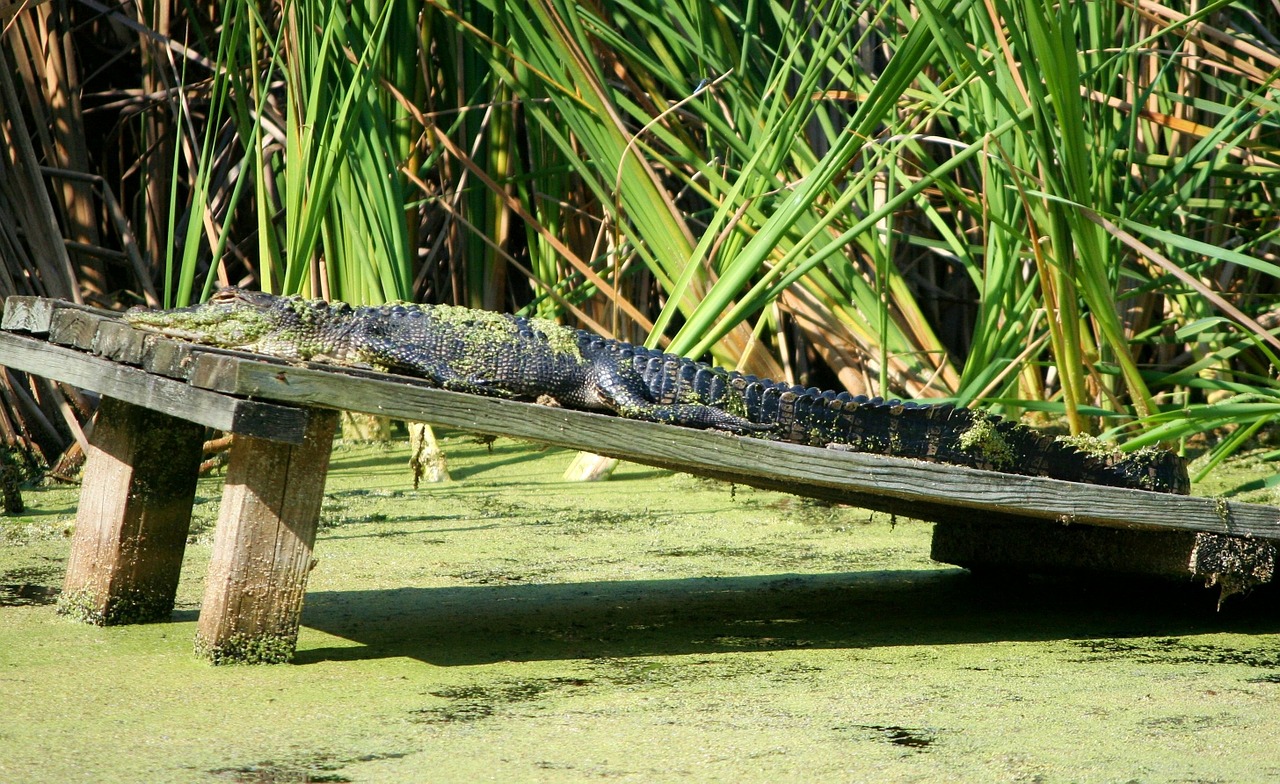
[2,434,1280,782]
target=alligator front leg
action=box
[360,337,517,398]
[593,369,770,433]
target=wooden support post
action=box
[195,409,338,664]
[59,397,205,624]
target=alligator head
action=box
[124,287,357,362]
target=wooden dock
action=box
[2,295,1277,662]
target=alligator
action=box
[124,287,1190,494]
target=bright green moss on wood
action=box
[56,587,104,624]
[196,631,298,665]
[57,588,174,626]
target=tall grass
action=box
[462,0,1278,444]
[165,0,417,305]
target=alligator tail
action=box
[723,374,1189,494]
[603,337,1188,494]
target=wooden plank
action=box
[11,296,1275,540]
[91,320,208,381]
[1,299,294,383]
[192,357,1280,540]
[16,305,205,380]
[0,332,311,444]
[89,320,216,381]
[3,297,229,381]
[195,409,339,664]
[58,397,205,624]
[48,307,111,350]
[1,296,113,334]
[139,336,200,379]
[1,296,55,333]
[93,319,150,365]
[931,519,1200,578]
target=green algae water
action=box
[2,434,1280,782]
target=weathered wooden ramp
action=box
[2,296,1278,662]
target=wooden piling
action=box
[195,409,338,664]
[59,397,205,624]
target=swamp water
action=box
[2,434,1280,782]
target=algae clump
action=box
[57,587,175,626]
[196,631,298,665]
[957,412,1016,469]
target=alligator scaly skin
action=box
[588,337,1186,494]
[125,289,1190,494]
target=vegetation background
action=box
[1,0,1277,487]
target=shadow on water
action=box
[0,583,59,607]
[295,568,1280,666]
[0,565,62,607]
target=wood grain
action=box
[0,296,55,333]
[48,307,106,350]
[1,296,111,334]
